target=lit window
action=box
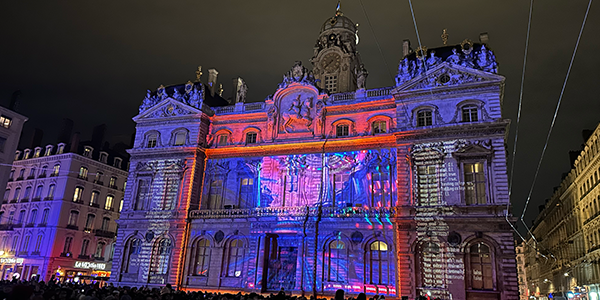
[246,132,257,144]
[462,105,479,122]
[325,75,338,93]
[417,110,433,127]
[78,166,88,180]
[105,195,114,210]
[109,176,117,188]
[68,210,79,226]
[372,121,387,134]
[95,171,103,184]
[336,124,349,137]
[174,132,187,146]
[51,164,60,176]
[57,144,65,154]
[149,239,172,276]
[464,162,486,205]
[147,133,158,148]
[33,148,41,158]
[44,146,52,156]
[333,174,351,207]
[218,135,228,146]
[0,116,12,128]
[239,178,254,208]
[83,147,92,157]
[226,239,244,277]
[73,186,84,202]
[46,184,55,200]
[193,239,211,276]
[417,164,438,206]
[469,243,494,290]
[90,191,99,207]
[367,241,389,285]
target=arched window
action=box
[22,186,31,201]
[13,187,21,201]
[146,133,158,148]
[149,238,172,277]
[73,186,84,202]
[336,124,349,137]
[105,195,114,210]
[192,239,211,276]
[39,166,48,177]
[17,210,25,224]
[80,239,90,256]
[226,239,244,277]
[417,109,433,127]
[419,242,443,289]
[469,242,494,290]
[246,132,258,144]
[90,191,100,207]
[40,209,49,225]
[21,235,30,253]
[174,131,187,146]
[217,134,229,146]
[95,241,106,258]
[462,105,479,122]
[135,179,150,210]
[51,164,60,176]
[122,238,142,274]
[28,209,37,225]
[46,184,55,200]
[366,241,389,285]
[3,189,9,201]
[34,185,43,200]
[326,240,346,282]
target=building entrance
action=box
[266,246,298,291]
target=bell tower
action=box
[311,5,363,93]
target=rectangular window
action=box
[372,121,387,134]
[63,237,73,254]
[208,178,224,209]
[0,116,12,129]
[371,171,391,207]
[73,187,84,202]
[52,164,60,176]
[333,174,351,207]
[34,236,42,252]
[21,236,30,252]
[417,164,438,206]
[105,195,114,210]
[239,177,254,208]
[101,217,110,231]
[325,75,338,93]
[218,135,228,146]
[41,209,49,225]
[174,132,186,146]
[80,240,90,256]
[246,132,257,144]
[90,191,99,207]
[147,134,158,148]
[464,162,486,205]
[109,177,117,188]
[85,214,95,230]
[336,124,349,137]
[34,186,43,199]
[135,179,150,210]
[417,110,433,127]
[462,106,479,122]
[78,167,88,180]
[68,211,79,226]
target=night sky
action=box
[1,1,599,228]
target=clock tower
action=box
[311,6,364,93]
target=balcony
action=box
[49,173,58,177]
[31,251,40,256]
[7,178,13,182]
[73,200,84,205]
[108,184,118,190]
[90,203,99,208]
[94,229,116,238]
[83,227,93,233]
[0,224,14,231]
[37,223,46,227]
[18,251,28,256]
[94,180,104,186]
[94,256,105,261]
[24,223,34,228]
[38,173,46,178]
[32,197,41,202]
[77,175,88,181]
[16,177,23,181]
[60,252,72,258]
[78,254,90,259]
[66,224,79,230]
[9,199,17,203]
[44,197,53,201]
[27,175,35,180]
[13,223,22,228]
[20,198,29,203]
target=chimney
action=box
[208,69,219,96]
[69,132,80,153]
[479,32,489,44]
[58,118,74,144]
[28,128,44,148]
[402,40,411,57]
[9,91,21,111]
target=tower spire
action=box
[335,1,342,16]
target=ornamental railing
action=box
[244,102,264,112]
[189,206,397,219]
[366,87,393,98]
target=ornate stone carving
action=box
[278,61,316,89]
[138,81,205,114]
[280,94,314,134]
[314,101,327,138]
[237,79,248,103]
[355,64,368,89]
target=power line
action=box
[358,0,394,81]
[520,0,594,241]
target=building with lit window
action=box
[0,141,127,282]
[516,241,529,300]
[524,123,600,300]
[111,7,518,300]
[0,105,28,205]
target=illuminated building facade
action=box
[0,142,127,282]
[516,241,529,300]
[0,105,28,204]
[111,8,518,300]
[524,123,600,300]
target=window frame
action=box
[416,109,433,127]
[245,132,258,144]
[467,242,495,291]
[461,105,479,123]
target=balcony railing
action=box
[0,224,14,231]
[31,251,40,256]
[94,180,104,185]
[9,199,17,203]
[32,197,41,202]
[108,184,118,190]
[60,252,72,258]
[16,177,23,181]
[27,175,35,180]
[49,173,58,177]
[7,178,13,182]
[44,196,53,201]
[90,203,99,208]
[66,224,79,230]
[77,175,88,180]
[94,229,116,238]
[20,198,29,203]
[37,223,46,227]
[78,254,90,259]
[24,223,34,228]
[38,173,46,178]
[73,200,84,205]
[189,206,398,219]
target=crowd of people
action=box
[0,279,438,300]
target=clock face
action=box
[321,53,341,73]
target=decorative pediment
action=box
[134,98,201,121]
[138,81,204,114]
[278,61,317,89]
[395,62,504,92]
[452,139,493,159]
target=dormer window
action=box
[218,134,228,146]
[83,146,93,158]
[146,133,158,148]
[45,145,53,156]
[336,124,349,137]
[33,147,42,158]
[417,110,433,127]
[99,152,108,164]
[114,157,122,169]
[57,143,65,154]
[14,151,20,161]
[174,132,187,146]
[246,132,257,144]
[372,121,387,134]
[0,116,12,129]
[462,105,479,122]
[23,149,31,160]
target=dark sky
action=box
[1,1,599,227]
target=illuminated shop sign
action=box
[0,258,24,264]
[74,261,106,270]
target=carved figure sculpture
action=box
[356,64,368,89]
[267,106,277,140]
[301,97,313,128]
[396,58,413,86]
[426,50,442,68]
[446,48,461,65]
[281,95,311,133]
[476,45,498,73]
[237,81,248,103]
[315,101,326,137]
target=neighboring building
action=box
[0,142,128,282]
[516,240,529,300]
[111,7,518,300]
[0,106,28,204]
[524,124,600,300]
